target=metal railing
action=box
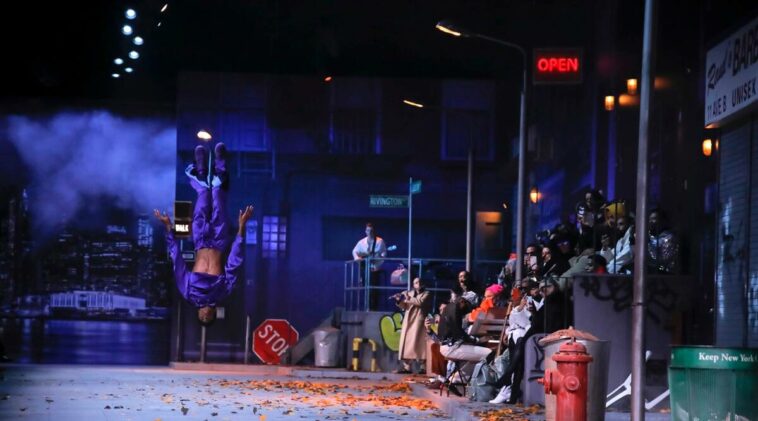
[343,256,507,312]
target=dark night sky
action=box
[0,0,755,102]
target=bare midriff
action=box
[193,248,223,275]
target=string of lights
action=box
[111,3,169,79]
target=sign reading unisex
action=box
[705,16,758,127]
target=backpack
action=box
[467,349,511,402]
[468,360,499,402]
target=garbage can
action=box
[314,327,342,367]
[668,346,758,421]
[539,328,611,421]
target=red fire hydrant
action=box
[538,339,593,421]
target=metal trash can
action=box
[539,328,611,421]
[668,346,758,421]
[314,327,342,367]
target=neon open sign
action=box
[533,48,583,84]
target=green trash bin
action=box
[669,346,758,421]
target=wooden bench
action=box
[468,307,509,350]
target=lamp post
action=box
[196,130,214,185]
[436,20,528,283]
[402,99,475,271]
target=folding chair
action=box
[440,358,470,397]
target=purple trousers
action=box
[167,182,243,308]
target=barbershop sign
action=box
[705,15,758,127]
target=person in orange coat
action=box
[467,284,505,323]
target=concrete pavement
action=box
[0,364,670,420]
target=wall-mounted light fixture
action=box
[604,95,615,111]
[626,78,638,95]
[530,187,541,204]
[702,138,713,157]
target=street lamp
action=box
[196,130,214,185]
[196,130,212,141]
[436,20,528,284]
[402,98,475,271]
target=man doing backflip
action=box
[154,142,253,326]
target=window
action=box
[245,220,258,245]
[262,216,287,258]
[441,109,493,161]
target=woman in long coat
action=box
[394,277,432,374]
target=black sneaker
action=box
[213,142,229,190]
[214,142,227,173]
[447,385,463,397]
[194,145,209,180]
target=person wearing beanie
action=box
[467,284,504,323]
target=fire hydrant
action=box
[538,339,593,421]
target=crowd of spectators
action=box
[499,188,680,289]
[399,188,682,405]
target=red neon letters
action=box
[536,57,579,73]
[532,49,583,84]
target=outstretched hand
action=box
[238,205,254,231]
[153,209,172,230]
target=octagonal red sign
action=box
[252,319,299,365]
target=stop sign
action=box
[252,319,299,365]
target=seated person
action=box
[457,271,481,308]
[490,281,537,405]
[467,284,505,324]
[425,297,492,396]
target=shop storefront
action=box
[707,14,758,346]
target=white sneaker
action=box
[489,385,511,404]
[450,372,462,384]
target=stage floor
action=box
[0,364,446,421]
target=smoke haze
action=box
[5,111,175,234]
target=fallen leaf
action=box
[181,406,189,415]
[259,415,267,421]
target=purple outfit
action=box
[166,171,244,308]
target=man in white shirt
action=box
[599,214,634,274]
[352,223,387,310]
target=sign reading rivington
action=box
[369,195,408,208]
[705,15,758,127]
[533,48,583,85]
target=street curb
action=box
[169,362,406,381]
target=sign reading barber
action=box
[253,319,299,365]
[705,15,758,127]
